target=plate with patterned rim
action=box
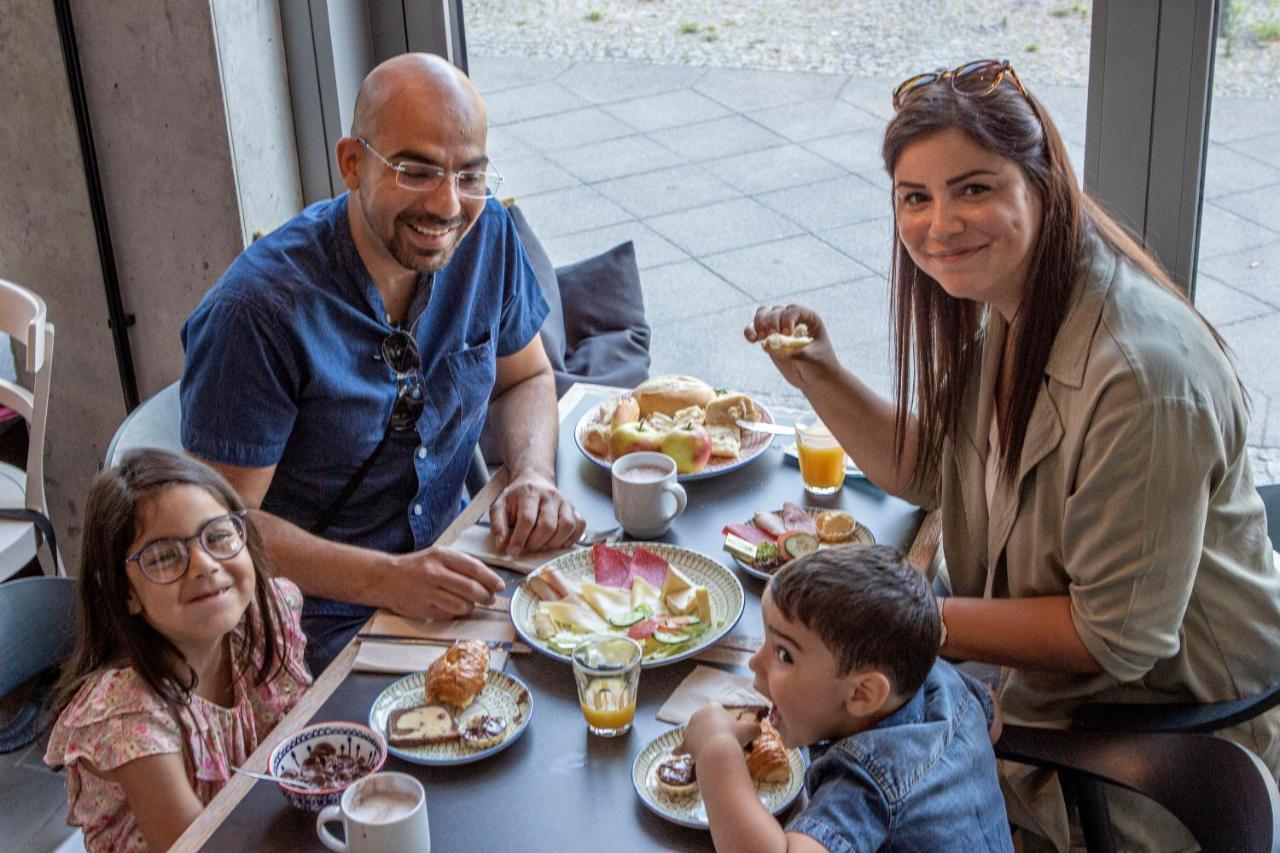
[729,508,875,582]
[573,393,777,482]
[632,726,807,829]
[511,543,745,668]
[368,670,533,766]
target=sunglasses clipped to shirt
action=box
[891,59,1028,111]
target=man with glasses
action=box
[180,53,584,672]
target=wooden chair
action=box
[0,279,59,578]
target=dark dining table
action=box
[177,383,927,852]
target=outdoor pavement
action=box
[470,55,1280,483]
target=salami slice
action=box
[592,542,633,588]
[723,523,774,545]
[629,547,671,588]
[781,502,818,535]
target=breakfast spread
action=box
[279,743,373,789]
[580,375,765,474]
[649,706,789,801]
[525,543,720,662]
[425,639,490,707]
[724,505,868,575]
[762,323,814,355]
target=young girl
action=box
[44,449,312,852]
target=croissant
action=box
[744,721,790,784]
[425,639,490,707]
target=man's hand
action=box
[487,470,585,556]
[677,703,761,762]
[387,546,506,620]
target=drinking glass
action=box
[571,636,642,737]
[795,411,847,496]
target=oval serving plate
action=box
[732,508,875,582]
[511,543,745,668]
[574,393,776,482]
[632,726,806,829]
[368,670,533,767]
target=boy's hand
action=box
[677,704,761,761]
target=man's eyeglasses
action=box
[126,511,249,585]
[357,137,503,200]
[892,59,1028,112]
[382,329,426,431]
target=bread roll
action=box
[633,375,715,418]
[582,421,612,456]
[763,323,813,355]
[704,393,758,427]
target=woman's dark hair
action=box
[881,77,1235,483]
[769,544,939,698]
[53,449,296,717]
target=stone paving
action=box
[470,54,1280,484]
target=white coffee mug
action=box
[611,451,688,538]
[317,772,430,853]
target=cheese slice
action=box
[694,586,712,623]
[631,576,663,614]
[661,565,701,615]
[578,582,636,621]
[540,598,612,633]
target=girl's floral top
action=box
[43,578,312,852]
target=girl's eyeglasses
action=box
[892,59,1027,112]
[381,329,426,431]
[126,511,249,585]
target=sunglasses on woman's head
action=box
[381,329,426,430]
[892,59,1028,111]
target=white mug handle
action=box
[316,804,348,851]
[661,482,687,525]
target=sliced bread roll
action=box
[633,375,716,418]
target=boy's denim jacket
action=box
[787,660,1013,852]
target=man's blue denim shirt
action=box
[788,660,1013,852]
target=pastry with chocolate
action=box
[654,753,698,796]
[459,713,509,750]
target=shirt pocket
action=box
[443,334,497,441]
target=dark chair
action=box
[995,484,1280,852]
[107,381,493,500]
[0,576,77,751]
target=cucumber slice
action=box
[780,531,820,560]
[608,607,650,627]
[654,629,691,645]
[549,632,584,652]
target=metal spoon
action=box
[232,766,326,791]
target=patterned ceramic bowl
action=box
[267,721,387,812]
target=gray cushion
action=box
[507,205,567,375]
[554,241,650,395]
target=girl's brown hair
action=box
[881,78,1233,483]
[53,449,296,717]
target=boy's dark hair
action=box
[52,449,300,719]
[769,543,939,697]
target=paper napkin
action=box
[451,524,576,574]
[353,642,509,675]
[657,664,770,725]
[351,608,517,674]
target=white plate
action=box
[368,670,533,766]
[574,393,776,482]
[511,543,745,668]
[730,507,875,582]
[631,726,806,829]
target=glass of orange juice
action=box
[795,411,847,496]
[571,636,642,737]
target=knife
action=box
[355,635,528,653]
[735,418,796,436]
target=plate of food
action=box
[512,542,745,667]
[574,375,776,481]
[723,502,874,581]
[368,640,533,766]
[632,707,807,829]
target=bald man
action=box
[180,54,584,671]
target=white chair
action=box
[0,279,59,578]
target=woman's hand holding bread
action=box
[744,305,840,391]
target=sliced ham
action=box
[753,511,788,539]
[723,523,773,545]
[781,502,818,535]
[628,617,658,640]
[592,542,633,588]
[630,547,670,588]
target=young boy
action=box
[682,544,1012,852]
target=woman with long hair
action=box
[747,60,1280,849]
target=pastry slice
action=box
[425,639,490,707]
[744,721,790,784]
[388,704,459,747]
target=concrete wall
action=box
[0,0,300,572]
